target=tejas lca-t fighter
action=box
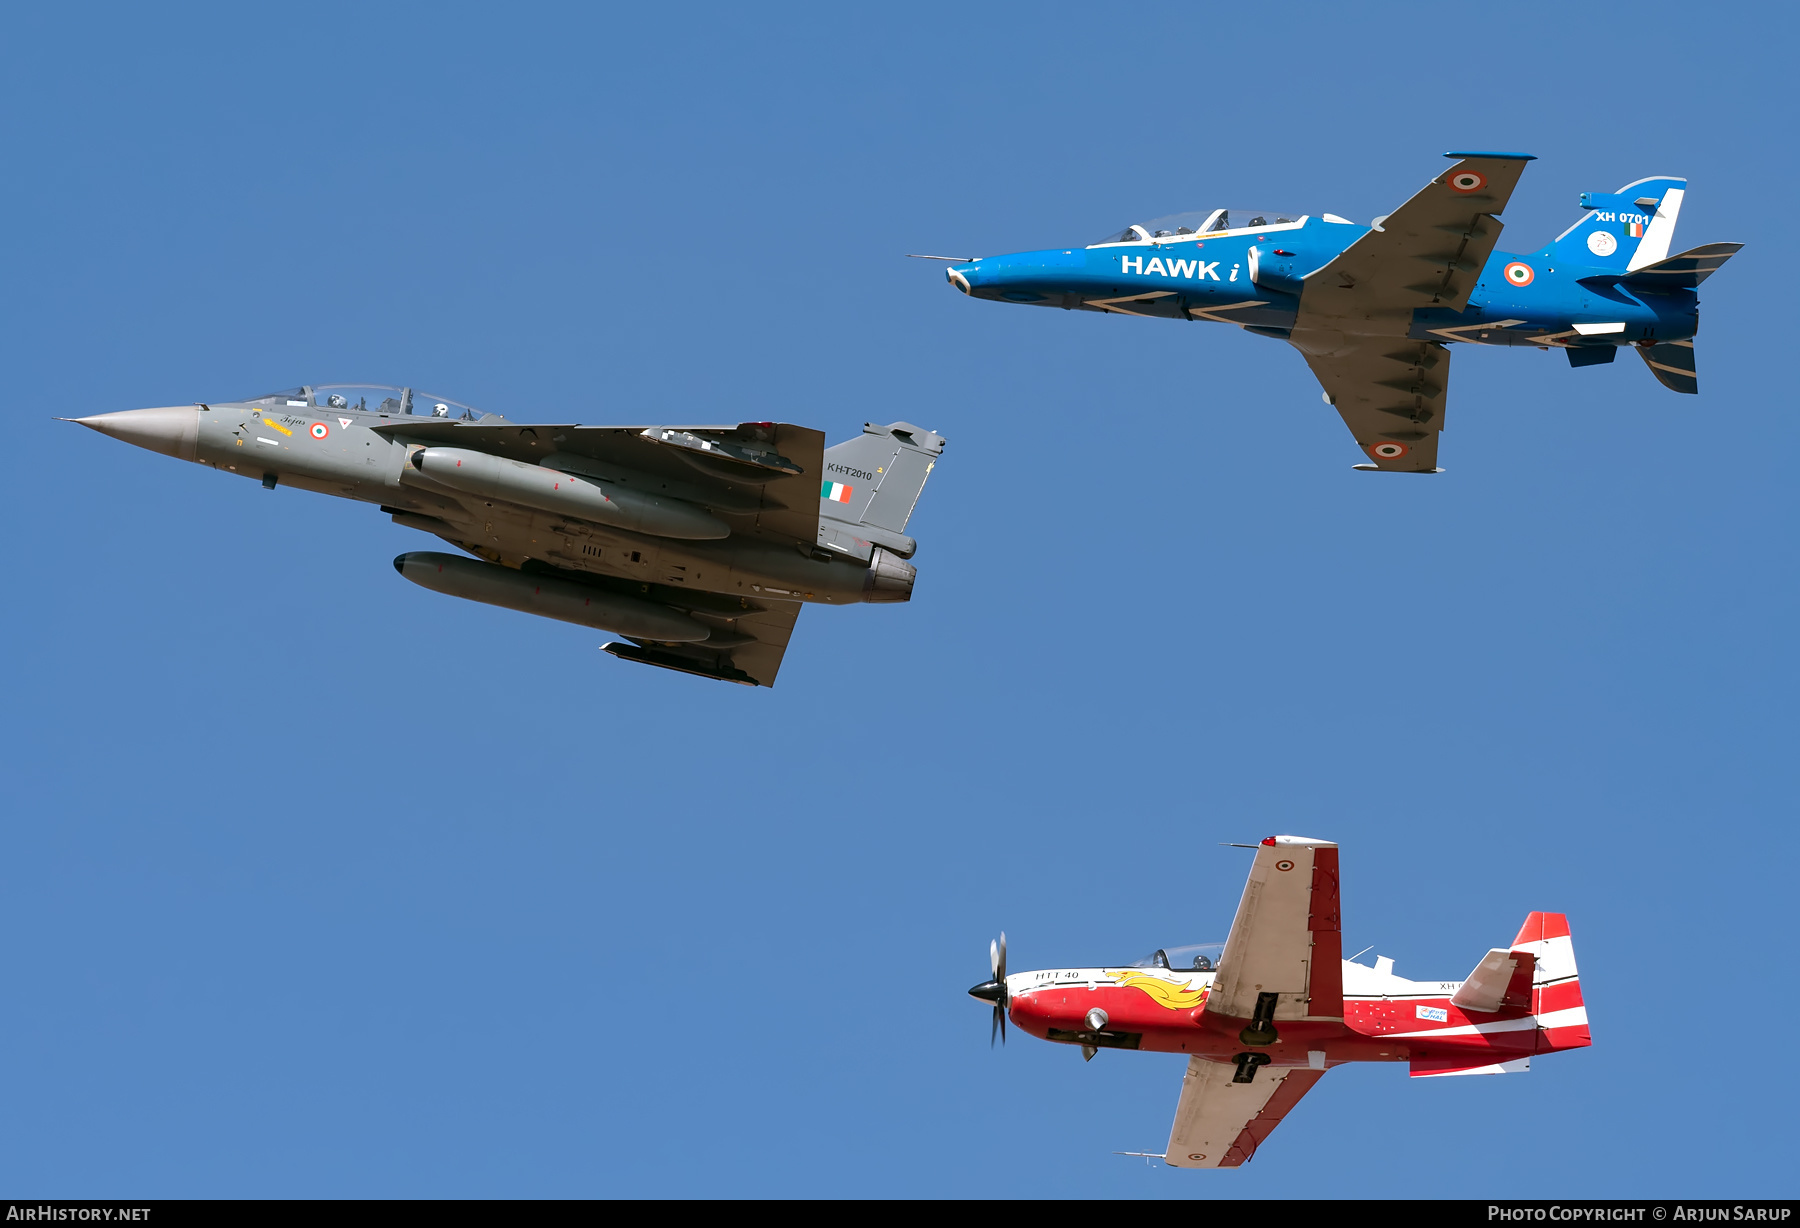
[932,153,1741,472]
[70,385,944,686]
[967,836,1590,1168]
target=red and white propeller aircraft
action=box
[967,836,1590,1168]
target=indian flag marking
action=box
[1627,220,1645,238]
[822,481,853,503]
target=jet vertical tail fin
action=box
[1549,176,1686,271]
[815,422,946,560]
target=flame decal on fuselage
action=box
[1107,969,1208,1010]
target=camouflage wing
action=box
[1298,338,1451,473]
[371,419,826,548]
[603,598,801,688]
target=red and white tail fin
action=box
[1512,912,1590,1052]
[1410,912,1591,1078]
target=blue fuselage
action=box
[949,217,1697,349]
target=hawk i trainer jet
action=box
[70,385,944,686]
[967,836,1590,1168]
[932,153,1741,472]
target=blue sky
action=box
[2,2,1794,1198]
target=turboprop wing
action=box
[1164,836,1343,1169]
[1165,1057,1325,1169]
[1291,153,1534,472]
[1204,836,1344,1025]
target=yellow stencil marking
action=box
[262,418,293,436]
[1107,969,1208,1010]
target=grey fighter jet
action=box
[71,384,944,686]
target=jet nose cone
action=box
[945,264,973,294]
[71,406,199,462]
[967,979,1004,1003]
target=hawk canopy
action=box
[1093,209,1304,245]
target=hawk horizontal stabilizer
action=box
[1639,340,1698,394]
[1619,241,1744,289]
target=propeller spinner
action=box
[967,932,1008,1045]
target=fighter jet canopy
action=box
[1092,208,1302,245]
[237,384,500,421]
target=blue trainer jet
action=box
[928,154,1740,472]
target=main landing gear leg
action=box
[1231,1052,1272,1084]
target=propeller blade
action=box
[983,932,1010,1048]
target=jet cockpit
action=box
[1092,209,1305,245]
[238,384,501,421]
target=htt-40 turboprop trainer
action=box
[968,836,1589,1168]
[933,153,1740,472]
[71,385,944,686]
